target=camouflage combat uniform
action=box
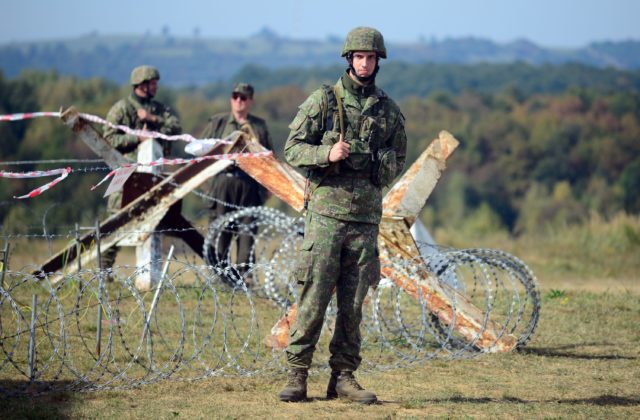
[201,110,272,270]
[101,66,181,269]
[103,93,181,160]
[284,70,407,372]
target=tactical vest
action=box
[318,84,396,187]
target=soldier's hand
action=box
[328,135,350,162]
[138,123,151,142]
[137,108,157,123]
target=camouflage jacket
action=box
[284,72,407,224]
[200,112,273,151]
[103,93,181,159]
[200,112,273,197]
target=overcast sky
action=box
[2,0,639,48]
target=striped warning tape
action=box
[0,167,71,199]
[0,111,232,145]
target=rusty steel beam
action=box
[235,140,306,212]
[382,130,459,224]
[265,131,518,352]
[377,219,517,352]
[41,112,519,352]
[61,107,131,170]
[34,111,240,279]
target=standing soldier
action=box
[279,27,407,403]
[200,83,273,281]
[101,65,182,276]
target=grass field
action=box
[1,215,639,418]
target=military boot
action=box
[333,371,377,404]
[326,370,339,399]
[278,368,308,402]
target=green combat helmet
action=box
[130,65,160,86]
[341,27,387,59]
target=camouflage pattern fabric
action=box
[284,72,406,224]
[341,26,387,58]
[201,112,273,270]
[286,212,380,371]
[103,93,181,159]
[232,82,254,98]
[130,65,160,85]
[283,71,407,371]
[101,92,181,269]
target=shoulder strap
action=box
[334,85,345,139]
[303,85,343,210]
[127,95,143,111]
[320,83,346,139]
[320,84,336,132]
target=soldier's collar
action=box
[341,71,376,98]
[227,113,252,125]
[131,92,152,105]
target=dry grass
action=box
[1,287,639,418]
[1,217,639,418]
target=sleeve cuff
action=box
[316,145,332,167]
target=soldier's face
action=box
[351,52,378,78]
[137,79,159,98]
[146,79,159,97]
[230,93,253,115]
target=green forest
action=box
[1,62,640,240]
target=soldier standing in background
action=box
[278,27,407,404]
[200,83,273,282]
[101,65,182,276]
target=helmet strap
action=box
[346,54,379,84]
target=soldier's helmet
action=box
[130,65,160,86]
[341,27,387,59]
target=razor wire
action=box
[0,206,540,396]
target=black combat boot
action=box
[334,371,377,404]
[326,370,339,399]
[278,368,308,402]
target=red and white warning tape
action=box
[0,167,71,199]
[0,111,62,122]
[1,110,263,199]
[1,151,273,199]
[0,111,232,145]
[91,151,273,190]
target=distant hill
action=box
[1,29,639,86]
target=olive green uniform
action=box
[284,72,407,371]
[201,113,273,270]
[101,92,181,269]
[103,93,181,159]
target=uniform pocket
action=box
[293,238,314,285]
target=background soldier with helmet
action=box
[100,65,182,275]
[279,27,407,404]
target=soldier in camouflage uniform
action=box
[101,65,182,273]
[200,83,273,280]
[279,27,407,404]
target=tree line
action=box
[1,66,639,237]
[3,33,640,86]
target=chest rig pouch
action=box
[319,84,396,183]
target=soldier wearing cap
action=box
[200,83,273,278]
[101,65,182,274]
[279,27,407,404]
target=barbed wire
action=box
[0,159,107,166]
[0,207,540,396]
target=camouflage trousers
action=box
[286,211,380,372]
[207,172,265,271]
